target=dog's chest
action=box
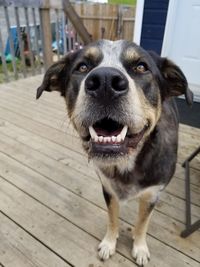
[110,179,139,200]
[98,166,141,200]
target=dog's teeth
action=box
[111,136,116,142]
[89,126,98,139]
[120,125,128,141]
[107,137,111,143]
[116,134,121,143]
[98,136,103,142]
[103,137,109,143]
[89,125,128,144]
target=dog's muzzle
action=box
[80,67,148,158]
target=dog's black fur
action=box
[36,40,193,265]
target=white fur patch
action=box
[98,235,117,261]
[132,240,150,266]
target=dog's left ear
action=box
[149,51,193,106]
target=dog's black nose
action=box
[85,67,128,99]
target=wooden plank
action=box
[0,118,90,171]
[175,163,200,185]
[55,9,60,60]
[0,105,83,156]
[0,94,79,138]
[39,2,53,70]
[166,177,200,207]
[0,212,70,267]
[0,84,68,121]
[180,124,200,137]
[0,178,136,267]
[0,133,199,262]
[32,7,42,73]
[14,6,27,78]
[4,6,18,80]
[0,153,199,267]
[24,7,35,75]
[0,29,9,82]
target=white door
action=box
[162,0,200,101]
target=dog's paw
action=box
[98,238,116,261]
[132,242,150,266]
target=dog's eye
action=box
[77,64,88,73]
[135,63,148,73]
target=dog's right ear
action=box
[36,51,79,99]
[36,57,67,99]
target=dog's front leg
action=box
[132,190,159,266]
[98,186,119,261]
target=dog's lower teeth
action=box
[91,135,124,144]
[94,136,99,142]
[89,124,128,144]
[99,136,103,142]
[116,135,121,143]
[111,136,116,142]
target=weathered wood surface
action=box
[0,75,199,267]
[73,3,135,41]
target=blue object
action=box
[140,0,169,55]
[4,27,20,57]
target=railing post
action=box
[39,0,53,70]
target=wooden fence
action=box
[74,3,135,41]
[0,0,135,83]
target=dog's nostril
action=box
[112,76,128,92]
[85,76,100,91]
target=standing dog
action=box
[36,40,193,266]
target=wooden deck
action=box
[0,76,199,267]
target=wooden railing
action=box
[0,0,135,83]
[0,0,83,82]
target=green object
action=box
[5,54,18,63]
[108,0,136,5]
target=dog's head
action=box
[37,40,193,169]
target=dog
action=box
[36,40,193,266]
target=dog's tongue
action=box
[94,127,122,137]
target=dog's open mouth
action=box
[87,118,147,157]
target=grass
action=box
[0,60,22,83]
[0,58,41,83]
[108,0,136,5]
